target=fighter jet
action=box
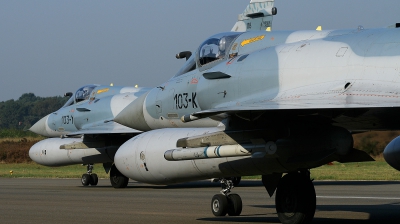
[29,84,151,188]
[30,84,152,137]
[27,1,257,189]
[109,1,400,224]
[29,83,241,188]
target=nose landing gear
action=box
[209,171,316,224]
[81,164,98,186]
[211,178,243,217]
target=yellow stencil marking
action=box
[97,88,109,94]
[241,35,265,47]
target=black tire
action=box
[81,174,91,186]
[211,194,228,216]
[227,193,242,216]
[90,173,98,186]
[275,173,316,224]
[110,164,129,188]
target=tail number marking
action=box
[62,115,74,124]
[174,92,197,109]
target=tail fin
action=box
[232,0,277,32]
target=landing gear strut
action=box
[211,178,242,217]
[81,164,98,186]
[109,164,129,188]
[225,176,241,187]
[275,171,316,224]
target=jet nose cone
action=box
[30,115,50,136]
[114,92,151,131]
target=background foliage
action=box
[0,93,68,129]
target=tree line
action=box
[0,93,68,130]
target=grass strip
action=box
[1,161,400,180]
[0,163,109,179]
[244,161,400,181]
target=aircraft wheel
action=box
[275,173,316,224]
[211,194,228,216]
[90,173,98,186]
[81,174,91,186]
[110,164,129,188]
[227,193,242,216]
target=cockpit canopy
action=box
[197,32,240,67]
[62,84,99,107]
[173,32,241,78]
[75,85,97,103]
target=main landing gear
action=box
[211,178,243,216]
[109,164,129,188]
[275,171,316,224]
[81,164,98,186]
[80,163,129,188]
[210,171,316,224]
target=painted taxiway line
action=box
[317,196,400,200]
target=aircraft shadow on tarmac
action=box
[198,203,400,224]
[155,180,400,224]
[235,203,400,224]
[84,180,400,223]
[198,215,400,224]
[197,216,281,223]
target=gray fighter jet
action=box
[29,1,400,223]
[106,1,400,224]
[28,0,277,189]
[29,83,240,187]
[29,84,151,188]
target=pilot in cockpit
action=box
[199,38,220,65]
[173,33,239,78]
[75,85,96,103]
[198,33,239,66]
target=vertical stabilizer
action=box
[232,0,277,32]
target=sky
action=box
[0,0,399,102]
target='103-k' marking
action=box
[174,92,197,109]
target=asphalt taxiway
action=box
[1,178,400,223]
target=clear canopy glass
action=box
[75,85,97,103]
[197,32,240,66]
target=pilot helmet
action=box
[198,32,240,66]
[75,85,96,102]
